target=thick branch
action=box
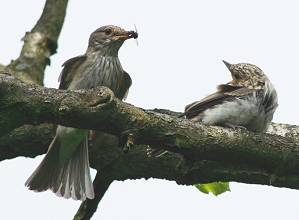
[1,74,299,191]
[0,75,298,219]
[0,124,53,161]
[2,123,299,220]
[5,0,68,85]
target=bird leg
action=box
[119,129,137,153]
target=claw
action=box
[119,131,135,153]
[123,134,134,153]
[146,147,168,158]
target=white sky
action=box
[1,0,299,219]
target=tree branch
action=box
[73,172,113,220]
[5,0,68,85]
[1,75,299,218]
[1,74,299,219]
[1,74,299,189]
[0,124,53,161]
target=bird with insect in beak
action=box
[181,61,278,132]
[25,25,138,201]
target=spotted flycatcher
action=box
[25,25,138,200]
[182,61,278,132]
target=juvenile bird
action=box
[182,61,278,132]
[25,25,138,200]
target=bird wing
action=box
[183,85,258,119]
[119,70,132,100]
[58,55,87,89]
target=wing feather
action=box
[183,85,258,119]
[119,70,132,100]
[58,55,87,90]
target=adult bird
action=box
[25,25,138,201]
[181,61,278,132]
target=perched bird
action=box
[25,25,138,200]
[181,61,278,132]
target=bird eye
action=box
[104,29,112,35]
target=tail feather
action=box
[25,135,94,201]
[25,137,60,191]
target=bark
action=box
[0,124,54,161]
[1,73,299,218]
[73,173,114,220]
[5,0,68,85]
[1,74,299,184]
[0,0,68,160]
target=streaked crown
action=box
[223,60,268,89]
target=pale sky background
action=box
[1,0,299,219]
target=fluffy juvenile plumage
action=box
[182,61,278,132]
[25,25,138,200]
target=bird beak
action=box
[222,60,232,70]
[223,60,238,83]
[115,31,138,40]
[223,60,235,78]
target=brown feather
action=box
[58,55,87,89]
[183,86,258,119]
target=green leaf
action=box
[195,182,230,196]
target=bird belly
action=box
[198,98,268,132]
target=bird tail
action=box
[25,136,94,201]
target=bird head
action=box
[223,60,267,89]
[87,25,138,56]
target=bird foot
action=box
[119,130,136,153]
[146,147,168,158]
